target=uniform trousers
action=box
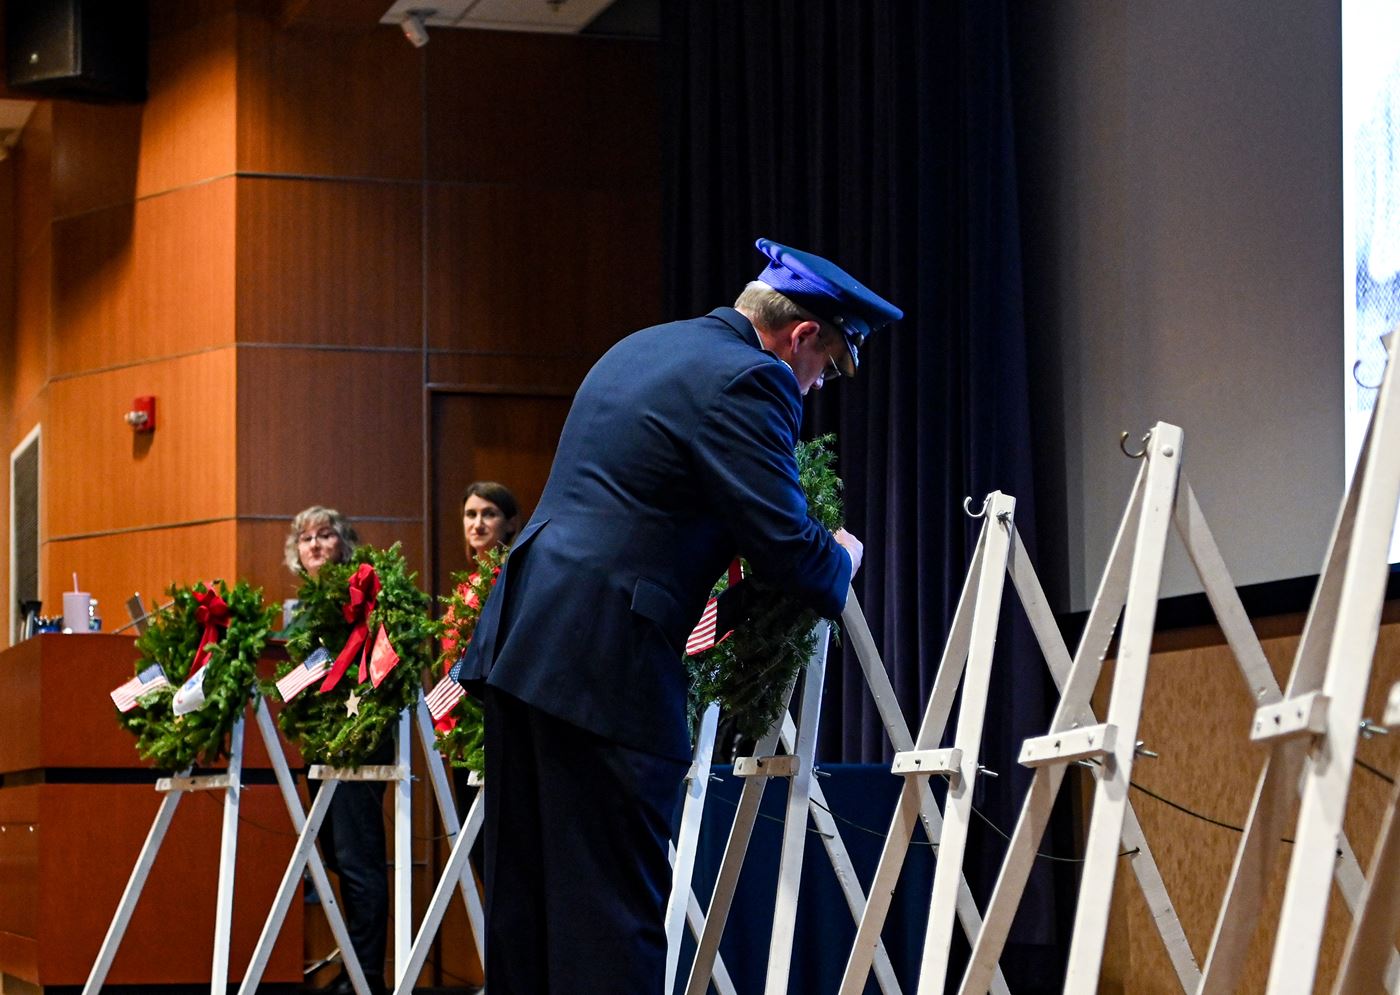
[482,686,688,993]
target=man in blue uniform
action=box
[454,238,901,992]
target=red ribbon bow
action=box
[319,563,381,693]
[190,587,231,679]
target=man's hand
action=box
[834,528,863,577]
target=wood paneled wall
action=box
[0,1,659,625]
[0,2,660,987]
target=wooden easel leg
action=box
[392,788,485,995]
[1266,336,1400,994]
[1063,423,1182,993]
[210,717,244,991]
[960,461,1147,995]
[840,520,990,995]
[915,493,1015,995]
[667,701,720,993]
[763,626,831,995]
[393,710,412,989]
[844,586,1011,995]
[252,701,370,995]
[683,662,804,995]
[1335,739,1400,995]
[413,694,486,965]
[237,782,346,995]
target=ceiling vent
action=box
[380,0,619,38]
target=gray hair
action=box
[734,281,842,346]
[284,505,360,573]
[734,281,810,331]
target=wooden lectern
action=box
[0,634,303,987]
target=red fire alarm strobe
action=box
[124,395,156,433]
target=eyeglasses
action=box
[297,529,338,546]
[825,351,843,380]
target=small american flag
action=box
[276,647,332,702]
[426,676,467,723]
[111,664,170,713]
[685,597,725,656]
[687,561,745,656]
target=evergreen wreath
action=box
[686,434,844,739]
[431,545,504,773]
[268,543,437,768]
[117,579,277,771]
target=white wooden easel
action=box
[956,417,1400,995]
[85,697,370,995]
[237,709,413,995]
[83,715,248,995]
[683,623,835,995]
[390,693,488,995]
[956,432,1203,995]
[666,702,740,995]
[839,486,1194,995]
[839,491,1018,995]
[1199,333,1400,995]
[685,571,1027,995]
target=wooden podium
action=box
[0,633,303,988]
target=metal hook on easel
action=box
[1119,431,1150,459]
[963,495,990,519]
[1119,430,1151,460]
[1355,328,1397,390]
[1354,359,1385,391]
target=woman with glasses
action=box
[284,505,390,995]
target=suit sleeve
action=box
[690,361,851,618]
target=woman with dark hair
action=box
[441,481,520,661]
[440,483,519,845]
[461,480,520,563]
[286,506,388,995]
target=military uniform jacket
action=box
[457,307,851,760]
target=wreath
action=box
[686,434,844,739]
[430,544,504,773]
[267,543,437,768]
[117,579,277,771]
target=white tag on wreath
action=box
[172,664,210,716]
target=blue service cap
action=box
[754,237,902,376]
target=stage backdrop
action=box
[660,2,1071,984]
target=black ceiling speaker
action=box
[5,0,147,102]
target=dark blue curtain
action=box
[661,2,1071,986]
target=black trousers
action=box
[311,775,390,976]
[482,687,688,993]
